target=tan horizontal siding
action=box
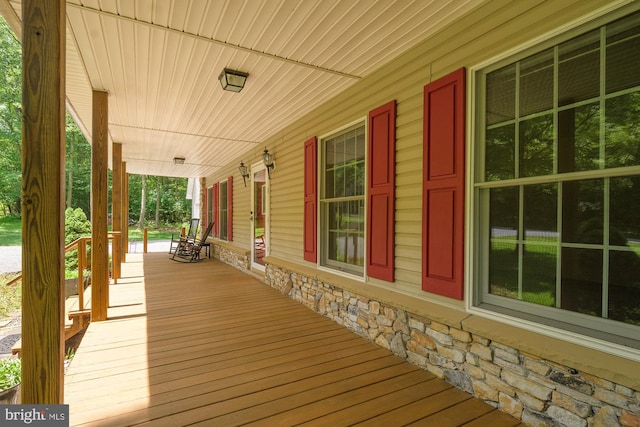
[206,0,621,294]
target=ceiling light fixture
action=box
[173,157,185,165]
[218,68,249,92]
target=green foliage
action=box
[64,208,91,275]
[66,114,92,216]
[65,347,75,362]
[0,357,21,390]
[128,175,192,225]
[64,208,91,244]
[0,17,22,215]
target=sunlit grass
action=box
[0,216,22,246]
[127,226,179,241]
[0,273,21,317]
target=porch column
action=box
[122,164,129,255]
[21,0,66,404]
[112,142,123,278]
[91,90,109,321]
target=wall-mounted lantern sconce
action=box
[239,161,250,187]
[262,148,275,179]
[218,68,249,92]
[173,156,185,165]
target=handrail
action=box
[5,232,123,314]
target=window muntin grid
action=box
[475,10,640,341]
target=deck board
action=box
[64,252,520,426]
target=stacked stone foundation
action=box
[263,262,640,427]
[211,243,250,272]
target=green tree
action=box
[128,174,191,226]
[0,17,22,215]
[65,114,92,215]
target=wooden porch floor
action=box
[64,252,523,426]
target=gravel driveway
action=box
[0,246,21,275]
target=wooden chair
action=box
[171,222,214,262]
[168,218,200,254]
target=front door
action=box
[251,162,268,271]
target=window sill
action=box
[463,314,640,391]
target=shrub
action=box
[65,208,91,275]
[65,207,91,244]
[0,357,21,390]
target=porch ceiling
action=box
[1,0,483,178]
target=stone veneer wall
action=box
[212,243,250,272]
[264,263,640,427]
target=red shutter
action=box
[367,100,396,282]
[213,182,219,238]
[227,176,233,241]
[422,68,466,300]
[303,137,317,262]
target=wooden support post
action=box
[143,227,148,253]
[111,232,120,282]
[21,0,66,404]
[91,90,109,321]
[123,165,129,255]
[77,239,86,309]
[112,143,122,279]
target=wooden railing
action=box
[5,232,122,313]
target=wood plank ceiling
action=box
[1,0,483,178]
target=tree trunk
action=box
[155,177,162,228]
[138,175,146,230]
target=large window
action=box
[206,186,213,229]
[219,181,228,241]
[474,10,640,343]
[320,123,366,276]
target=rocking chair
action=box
[171,221,214,262]
[169,218,200,254]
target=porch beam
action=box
[21,0,66,404]
[91,90,109,321]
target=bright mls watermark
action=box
[1,405,69,426]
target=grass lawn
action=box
[0,216,22,246]
[0,215,179,246]
[127,227,178,241]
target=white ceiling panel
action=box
[2,0,485,178]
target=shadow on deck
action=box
[64,252,523,426]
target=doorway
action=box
[251,162,268,271]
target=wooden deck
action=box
[64,252,523,426]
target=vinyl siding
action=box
[205,0,620,299]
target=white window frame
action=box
[318,118,368,279]
[466,2,640,361]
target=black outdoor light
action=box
[173,156,185,165]
[218,68,249,92]
[262,148,275,179]
[239,161,250,187]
